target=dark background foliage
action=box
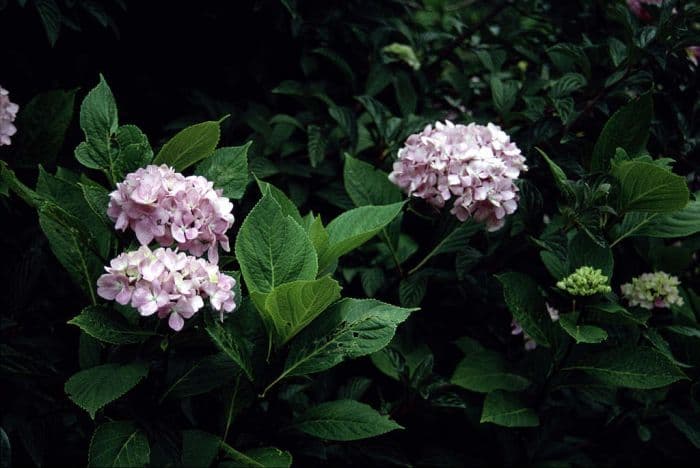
[1,0,699,466]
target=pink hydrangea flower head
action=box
[686,46,700,66]
[96,246,236,331]
[0,86,19,146]
[389,120,527,231]
[107,165,234,263]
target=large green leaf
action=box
[203,312,254,381]
[535,148,574,199]
[564,346,687,389]
[319,202,404,270]
[591,92,652,171]
[451,338,531,393]
[282,299,415,378]
[611,161,689,213]
[343,155,401,207]
[235,194,317,294]
[496,272,551,347]
[65,362,149,418]
[161,354,241,401]
[558,312,608,344]
[153,120,220,171]
[76,75,119,181]
[221,444,292,468]
[480,391,540,427]
[293,400,402,441]
[113,124,153,179]
[181,430,221,468]
[255,179,303,225]
[14,89,76,168]
[195,143,251,200]
[38,202,104,303]
[89,421,150,468]
[253,275,341,345]
[68,306,154,345]
[614,197,700,243]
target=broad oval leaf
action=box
[153,120,220,171]
[195,143,251,200]
[480,391,539,427]
[558,313,608,344]
[68,306,155,345]
[235,194,317,294]
[612,161,689,213]
[293,400,403,441]
[564,346,687,389]
[343,155,401,207]
[65,362,149,418]
[89,421,150,468]
[496,272,551,347]
[451,338,531,393]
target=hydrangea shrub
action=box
[1,1,699,466]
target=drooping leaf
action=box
[343,155,401,207]
[89,421,150,468]
[293,400,402,441]
[68,306,154,345]
[161,354,241,401]
[319,202,404,270]
[181,430,221,468]
[591,92,652,171]
[480,391,539,427]
[220,443,292,468]
[614,198,700,242]
[451,338,531,393]
[558,313,608,344]
[496,272,551,347]
[203,312,254,381]
[65,362,149,418]
[254,275,341,345]
[282,299,415,378]
[235,194,317,294]
[564,346,687,389]
[153,120,220,171]
[195,143,251,199]
[611,161,689,213]
[568,230,614,278]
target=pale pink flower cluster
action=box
[108,165,234,263]
[627,0,664,21]
[687,46,700,66]
[97,246,236,331]
[0,86,19,146]
[389,121,527,231]
[511,319,536,351]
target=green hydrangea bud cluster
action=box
[557,266,611,296]
[620,271,683,310]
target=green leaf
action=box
[399,274,428,307]
[307,125,326,168]
[393,72,417,116]
[614,198,700,242]
[0,427,10,468]
[182,430,221,468]
[77,75,119,179]
[68,306,154,345]
[669,412,700,449]
[293,400,402,441]
[65,362,149,418]
[38,202,104,303]
[496,272,551,347]
[451,338,531,393]
[611,161,689,213]
[13,89,76,167]
[328,106,357,147]
[568,230,614,278]
[319,202,404,270]
[113,125,153,179]
[235,194,317,294]
[255,276,341,345]
[535,148,574,199]
[255,179,303,225]
[382,43,421,70]
[79,181,111,227]
[550,72,587,98]
[591,92,652,171]
[282,299,415,377]
[491,78,518,116]
[153,120,220,171]
[221,444,292,468]
[195,143,250,200]
[203,312,254,381]
[558,312,608,344]
[480,391,539,427]
[89,421,150,468]
[343,155,401,207]
[35,0,61,46]
[161,353,241,400]
[415,221,482,269]
[565,347,687,389]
